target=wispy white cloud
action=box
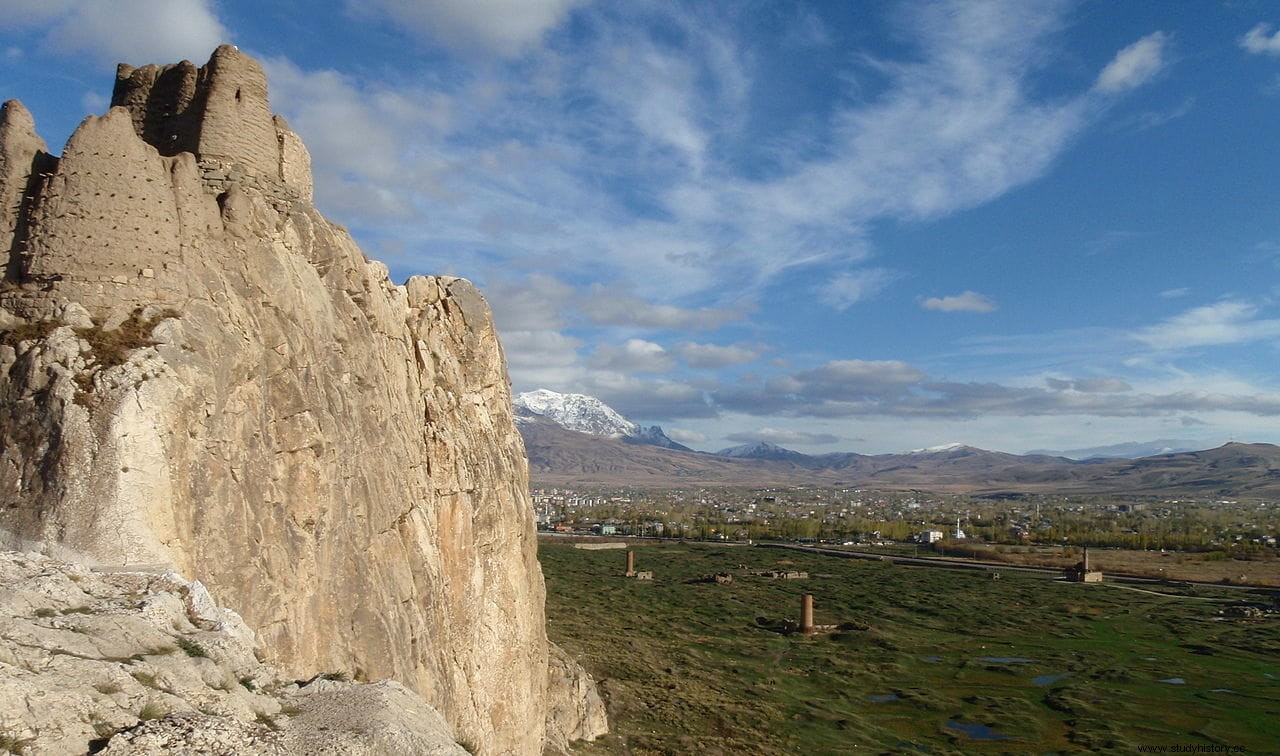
[589,338,673,373]
[746,0,1094,234]
[486,274,575,333]
[262,57,454,222]
[575,372,714,420]
[1135,300,1280,351]
[0,1,89,29]
[1116,96,1194,132]
[817,269,899,310]
[351,0,588,58]
[783,360,925,403]
[665,427,708,444]
[921,291,997,313]
[1044,377,1132,393]
[672,341,762,369]
[580,284,749,331]
[1241,23,1280,56]
[1094,32,1168,93]
[259,1,1169,335]
[0,0,230,66]
[711,357,1280,421]
[724,428,841,447]
[500,329,585,390]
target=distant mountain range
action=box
[1026,439,1209,460]
[514,390,1280,496]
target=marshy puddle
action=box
[977,656,1033,664]
[1159,677,1186,685]
[920,656,942,662]
[946,720,1009,741]
[868,693,900,703]
[1031,673,1068,686]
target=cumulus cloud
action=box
[718,376,1280,420]
[580,284,748,331]
[665,427,709,444]
[502,329,582,365]
[703,352,1280,422]
[1094,32,1168,93]
[672,341,762,369]
[1135,300,1280,351]
[921,290,997,313]
[245,2,1170,390]
[0,1,90,29]
[817,269,898,310]
[781,360,925,403]
[486,274,575,333]
[724,428,840,446]
[589,339,673,373]
[262,57,453,221]
[0,0,231,65]
[354,0,587,58]
[577,373,715,420]
[1044,377,1132,393]
[499,329,584,397]
[1242,23,1280,56]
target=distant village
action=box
[532,486,1279,555]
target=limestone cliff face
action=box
[0,46,588,754]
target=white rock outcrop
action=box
[0,47,602,753]
[0,550,469,754]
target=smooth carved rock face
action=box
[0,47,556,755]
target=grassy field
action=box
[930,543,1280,587]
[541,538,1280,754]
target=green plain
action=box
[541,539,1280,754]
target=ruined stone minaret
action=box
[625,550,636,577]
[800,593,815,633]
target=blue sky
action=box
[4,0,1280,455]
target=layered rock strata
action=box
[0,46,602,753]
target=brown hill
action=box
[520,421,1280,497]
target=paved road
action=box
[756,542,1275,595]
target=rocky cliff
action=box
[0,551,469,754]
[0,46,602,753]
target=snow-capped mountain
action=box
[1026,439,1208,460]
[514,389,690,450]
[714,441,809,462]
[626,425,691,451]
[907,443,970,454]
[515,389,640,438]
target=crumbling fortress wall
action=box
[0,46,602,754]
